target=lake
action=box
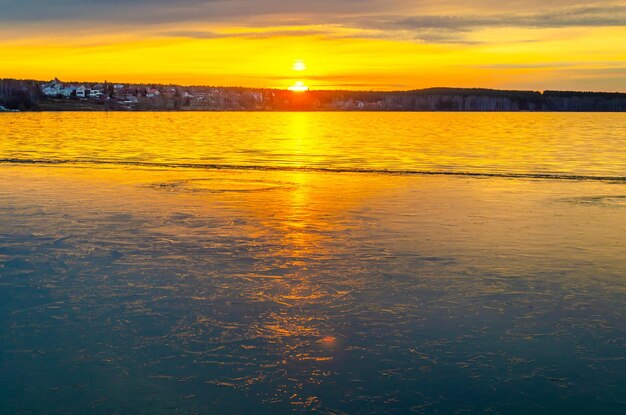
[1,112,626,414]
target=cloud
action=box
[161,29,332,40]
[342,5,626,43]
[363,6,626,31]
[0,0,404,24]
[3,1,623,27]
[1,0,625,45]
[475,61,626,70]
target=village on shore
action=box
[2,77,626,112]
[37,78,276,111]
[14,77,383,111]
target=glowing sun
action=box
[288,81,309,92]
[292,60,306,71]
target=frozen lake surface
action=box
[1,112,626,414]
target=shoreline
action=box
[3,79,626,111]
[4,107,626,113]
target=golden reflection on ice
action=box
[13,157,401,368]
[3,113,626,413]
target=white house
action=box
[88,89,103,99]
[75,85,86,98]
[41,78,64,96]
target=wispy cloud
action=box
[3,1,625,30]
[0,0,404,24]
[475,61,626,70]
[161,29,332,40]
[1,1,623,46]
[359,6,626,32]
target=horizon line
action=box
[2,77,626,95]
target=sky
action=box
[1,0,625,91]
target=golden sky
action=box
[1,0,625,91]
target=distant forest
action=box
[2,78,626,111]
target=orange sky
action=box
[1,1,625,91]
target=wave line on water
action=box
[2,157,626,182]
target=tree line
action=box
[2,78,626,111]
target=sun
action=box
[288,60,308,91]
[288,81,309,92]
[292,60,306,71]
